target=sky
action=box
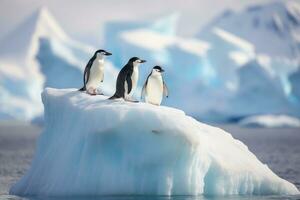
[0,0,280,45]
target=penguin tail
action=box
[108,95,117,100]
[78,86,86,91]
[108,93,121,100]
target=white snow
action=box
[229,51,252,66]
[176,38,210,56]
[121,29,210,56]
[239,115,300,128]
[121,29,175,51]
[212,28,254,53]
[10,88,299,196]
[286,1,300,23]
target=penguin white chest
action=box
[129,67,139,96]
[145,75,163,105]
[86,60,104,89]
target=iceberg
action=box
[104,14,216,115]
[197,1,300,60]
[0,7,118,120]
[10,88,299,196]
[194,1,300,121]
[223,60,299,118]
[289,67,300,102]
[239,114,300,128]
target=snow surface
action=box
[10,88,299,196]
[239,114,300,128]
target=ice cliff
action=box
[10,88,299,196]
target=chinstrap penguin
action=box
[79,49,112,95]
[141,66,168,106]
[109,57,146,101]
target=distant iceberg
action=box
[10,88,299,196]
[0,7,117,120]
[289,67,300,102]
[239,115,300,128]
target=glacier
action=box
[10,88,299,196]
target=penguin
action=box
[79,49,112,95]
[141,66,168,106]
[109,57,146,101]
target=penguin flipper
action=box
[126,74,132,94]
[163,81,169,98]
[108,94,121,100]
[79,59,92,91]
[141,81,147,100]
[141,73,151,100]
[101,71,104,83]
[85,65,91,85]
[79,86,86,91]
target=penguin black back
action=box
[109,58,136,99]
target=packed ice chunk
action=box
[10,88,299,196]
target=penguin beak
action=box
[160,69,165,72]
[105,52,112,56]
[140,60,146,63]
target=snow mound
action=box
[239,115,300,128]
[10,88,299,196]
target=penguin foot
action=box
[125,98,139,103]
[94,88,104,95]
[87,88,97,95]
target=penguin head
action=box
[95,49,112,58]
[129,57,146,67]
[152,66,165,75]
